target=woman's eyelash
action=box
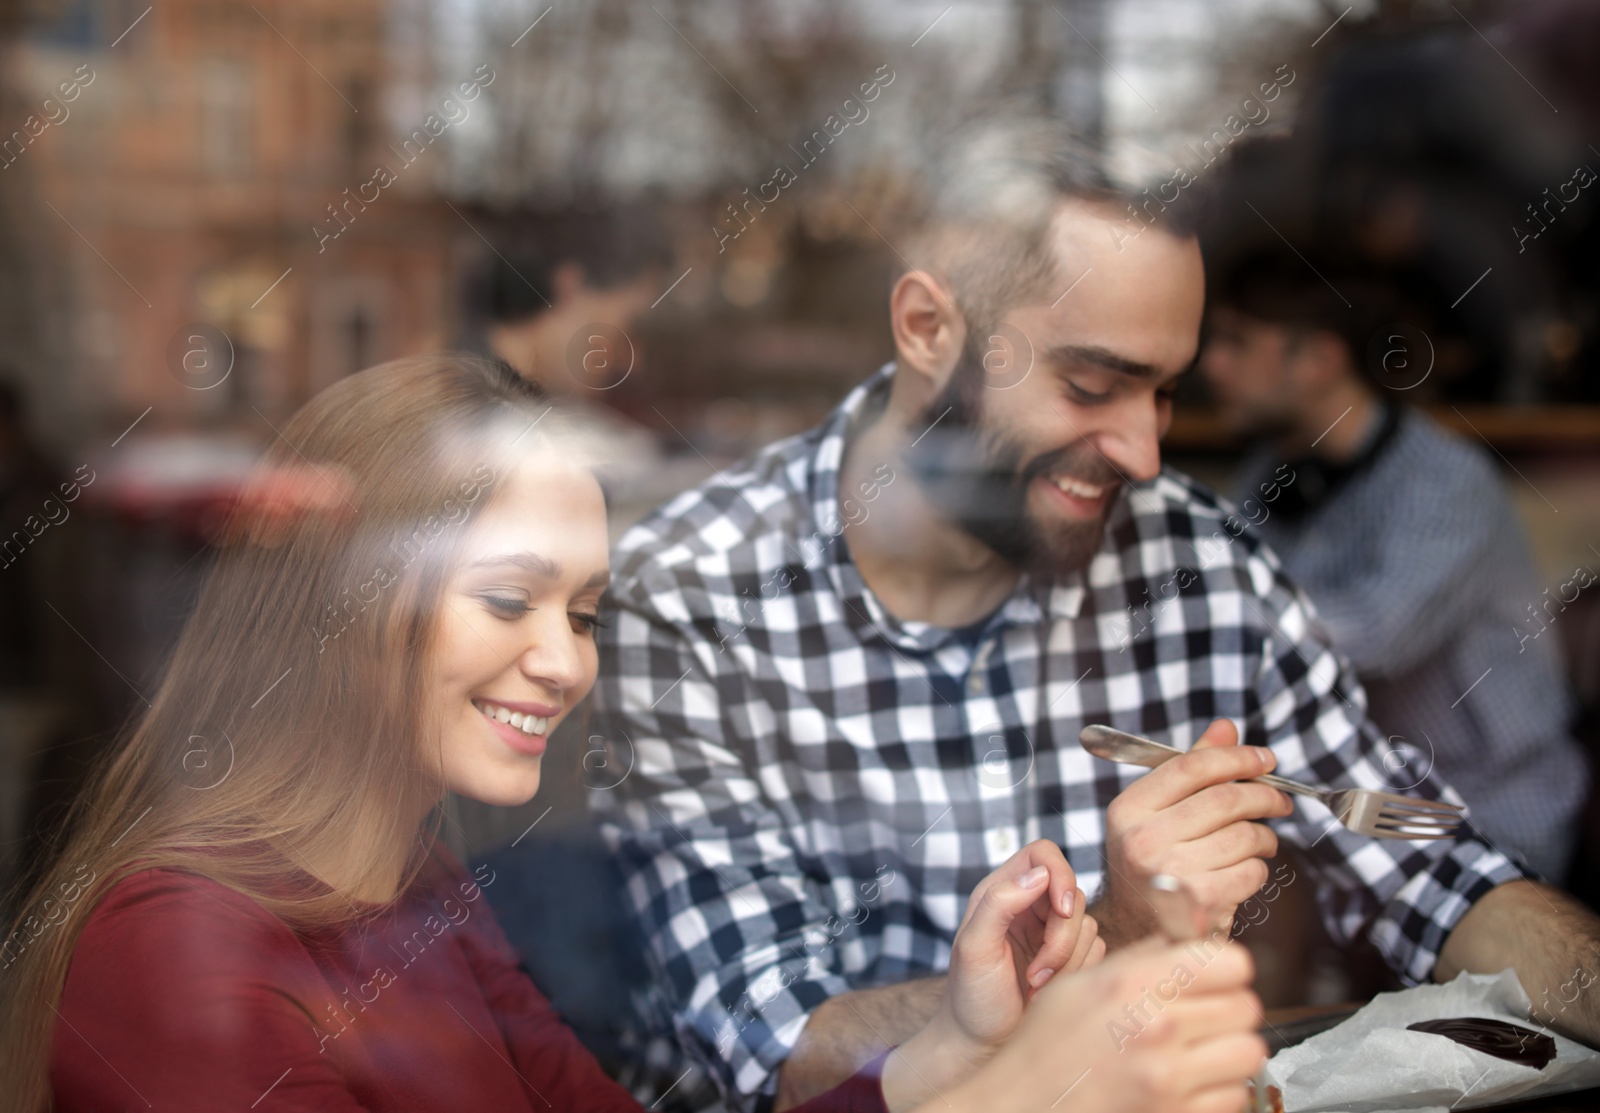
[482,594,531,618]
[481,594,606,634]
[571,612,608,634]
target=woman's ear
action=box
[890,270,965,397]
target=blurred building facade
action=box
[5,0,457,442]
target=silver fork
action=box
[1080,724,1463,840]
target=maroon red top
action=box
[52,850,888,1112]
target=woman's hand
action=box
[937,937,1267,1113]
[881,840,1103,1111]
[942,838,1103,1047]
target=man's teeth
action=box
[474,701,549,736]
[1052,476,1105,500]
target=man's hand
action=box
[1095,719,1293,946]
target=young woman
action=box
[0,355,1266,1112]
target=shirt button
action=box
[967,673,986,695]
[985,827,1019,861]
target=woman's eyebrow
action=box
[468,552,562,577]
[468,553,610,590]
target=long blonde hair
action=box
[0,354,562,1108]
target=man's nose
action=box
[1096,397,1164,483]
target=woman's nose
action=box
[517,618,587,692]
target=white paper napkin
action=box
[1263,969,1600,1112]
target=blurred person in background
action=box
[1198,253,1589,883]
[459,212,657,402]
[586,118,1600,1113]
[457,201,673,496]
[456,204,699,538]
[0,354,1266,1113]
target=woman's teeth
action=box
[474,700,549,736]
[1053,475,1105,500]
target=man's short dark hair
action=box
[1210,251,1402,387]
[462,202,674,324]
[904,115,1206,335]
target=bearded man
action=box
[584,124,1600,1113]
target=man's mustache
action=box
[1019,443,1124,494]
[908,428,1123,499]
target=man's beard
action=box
[904,339,1123,587]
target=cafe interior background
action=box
[1,0,1599,1063]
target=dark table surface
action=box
[1261,1004,1600,1112]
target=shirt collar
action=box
[805,363,889,556]
[1268,402,1404,521]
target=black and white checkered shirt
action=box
[589,365,1524,1111]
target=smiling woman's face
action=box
[429,455,609,806]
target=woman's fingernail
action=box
[1257,747,1273,769]
[1060,889,1076,917]
[1018,866,1048,889]
[1030,967,1056,989]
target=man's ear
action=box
[551,260,588,307]
[1299,329,1359,392]
[890,271,965,397]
